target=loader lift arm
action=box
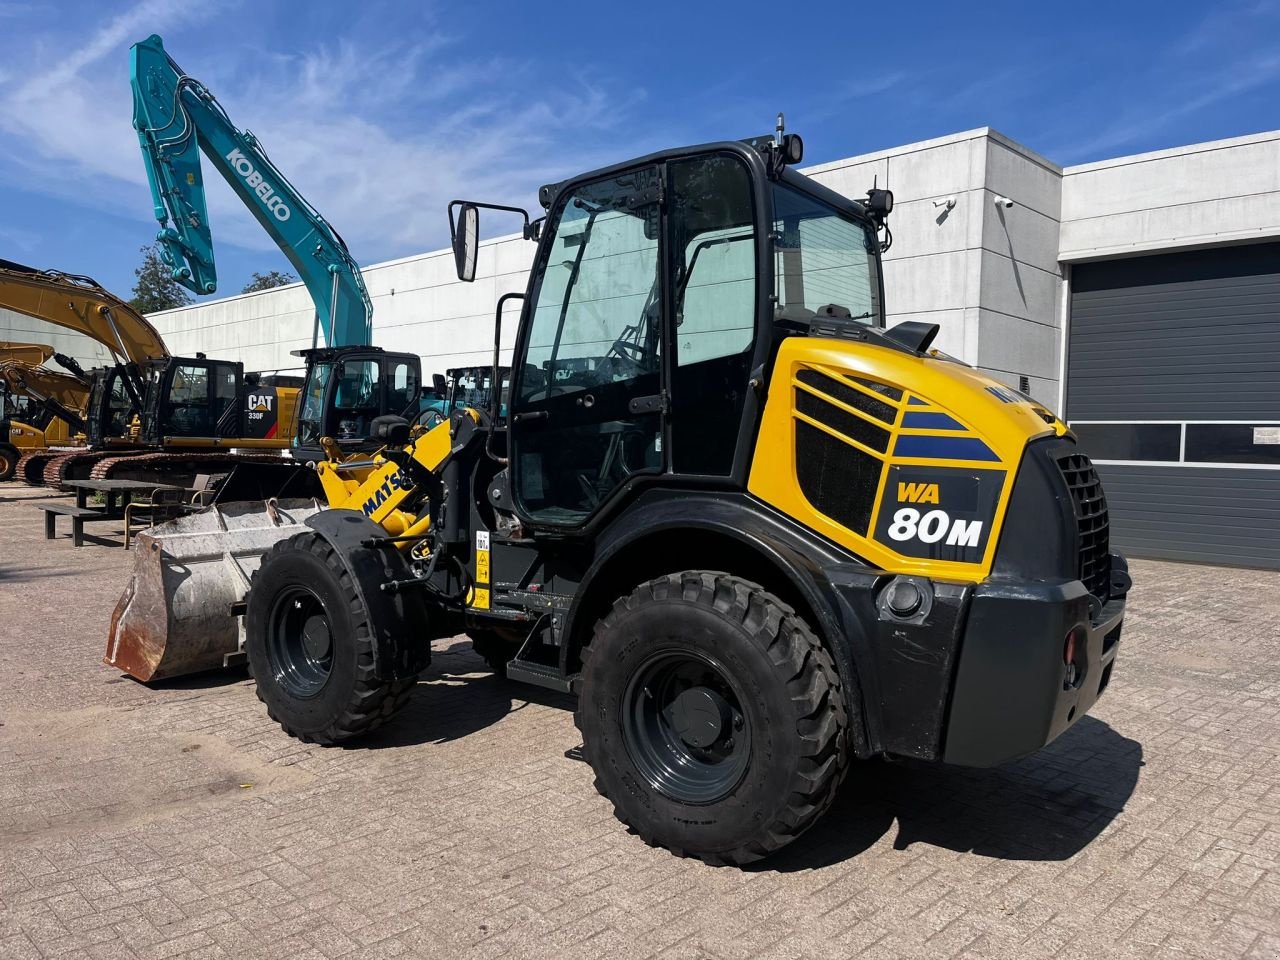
[130,34,372,348]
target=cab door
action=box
[507,166,667,527]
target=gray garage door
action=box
[1067,242,1280,569]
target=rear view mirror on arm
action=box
[450,202,479,283]
[448,199,540,283]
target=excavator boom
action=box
[131,34,372,347]
[0,259,169,364]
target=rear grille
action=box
[1058,452,1110,601]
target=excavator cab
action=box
[84,367,139,445]
[292,346,422,459]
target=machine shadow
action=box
[357,640,575,750]
[0,561,83,582]
[756,716,1142,872]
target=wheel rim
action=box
[0,451,12,476]
[622,650,751,805]
[266,585,334,698]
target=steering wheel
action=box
[609,339,648,364]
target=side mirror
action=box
[451,202,479,282]
[432,373,447,395]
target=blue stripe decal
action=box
[902,411,966,431]
[907,395,929,406]
[894,434,1000,462]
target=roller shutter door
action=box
[1067,242,1280,569]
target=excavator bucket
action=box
[106,498,323,682]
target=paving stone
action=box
[0,484,1277,958]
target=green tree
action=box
[241,270,296,293]
[128,243,192,314]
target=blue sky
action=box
[1,0,1278,302]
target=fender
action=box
[302,509,433,681]
[557,489,888,755]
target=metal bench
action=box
[40,504,109,547]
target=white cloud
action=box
[0,0,652,288]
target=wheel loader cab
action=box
[292,346,422,459]
[503,145,882,525]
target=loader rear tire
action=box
[0,444,18,482]
[246,532,417,745]
[576,571,850,866]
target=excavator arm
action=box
[130,34,373,348]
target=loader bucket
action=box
[106,498,324,682]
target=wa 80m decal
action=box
[873,465,1006,564]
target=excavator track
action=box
[88,451,306,490]
[42,450,134,491]
[17,448,91,486]
[16,450,55,485]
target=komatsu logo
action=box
[360,470,409,517]
[225,148,291,222]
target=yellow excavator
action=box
[0,259,309,491]
[0,355,91,480]
[110,128,1129,866]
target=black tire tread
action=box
[576,570,849,866]
[249,532,416,744]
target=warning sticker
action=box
[1253,427,1280,445]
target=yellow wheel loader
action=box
[110,129,1129,865]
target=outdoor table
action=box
[42,479,188,547]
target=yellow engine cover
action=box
[748,336,1064,582]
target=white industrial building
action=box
[4,126,1278,568]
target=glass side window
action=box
[296,362,333,446]
[166,364,212,436]
[673,157,756,366]
[213,365,237,436]
[669,154,757,476]
[512,168,664,524]
[388,362,418,415]
[521,170,663,402]
[333,360,380,439]
[108,376,132,437]
[772,184,881,325]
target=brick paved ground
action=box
[0,483,1277,960]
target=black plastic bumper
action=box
[941,557,1126,767]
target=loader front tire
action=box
[0,444,18,481]
[246,532,416,744]
[576,572,850,866]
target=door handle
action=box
[513,410,550,423]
